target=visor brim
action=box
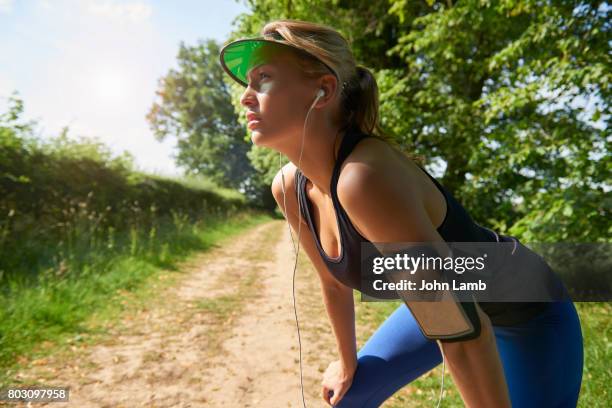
[219,36,339,88]
[219,38,294,88]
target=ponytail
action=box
[342,65,379,136]
[341,65,425,165]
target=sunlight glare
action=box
[91,67,127,103]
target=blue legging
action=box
[335,300,584,408]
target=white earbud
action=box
[317,88,325,98]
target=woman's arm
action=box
[320,283,358,373]
[271,165,358,373]
[335,149,512,407]
[439,303,511,408]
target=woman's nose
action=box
[240,86,257,107]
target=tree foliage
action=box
[146,0,609,240]
[146,39,262,203]
[221,0,609,241]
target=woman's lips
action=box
[247,119,261,129]
[246,112,260,121]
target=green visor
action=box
[219,34,338,88]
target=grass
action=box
[354,299,611,407]
[0,209,273,388]
[576,302,611,406]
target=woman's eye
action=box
[259,72,270,80]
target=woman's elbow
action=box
[321,280,353,297]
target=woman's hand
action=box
[321,359,356,406]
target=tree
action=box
[383,0,609,241]
[146,39,268,205]
[230,0,609,241]
[173,0,609,240]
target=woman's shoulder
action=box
[336,135,423,200]
[271,161,300,204]
[334,136,441,242]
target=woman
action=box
[219,19,584,407]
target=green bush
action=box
[0,93,248,290]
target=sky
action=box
[0,1,606,179]
[0,0,251,177]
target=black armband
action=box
[368,242,484,342]
[436,301,482,343]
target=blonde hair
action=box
[260,19,424,164]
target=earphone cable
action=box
[436,340,446,408]
[280,91,321,408]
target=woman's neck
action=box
[283,125,347,196]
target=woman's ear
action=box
[319,74,340,100]
[316,74,340,106]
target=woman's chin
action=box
[250,127,285,149]
[250,129,269,146]
[251,127,273,147]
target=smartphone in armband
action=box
[384,265,482,342]
[377,243,483,343]
[401,293,482,343]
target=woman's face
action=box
[239,51,320,147]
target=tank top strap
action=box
[327,127,374,243]
[330,127,371,196]
[294,167,309,221]
[294,167,301,200]
[415,163,448,193]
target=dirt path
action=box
[6,220,341,408]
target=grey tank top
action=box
[294,126,550,326]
